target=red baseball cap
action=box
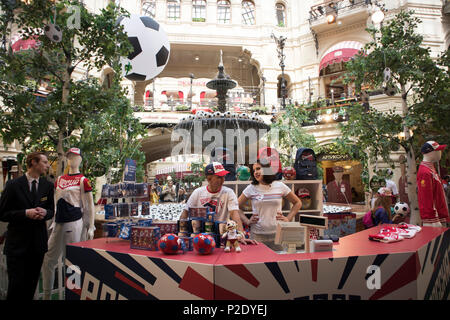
[421,141,447,154]
[204,162,229,177]
[66,147,81,157]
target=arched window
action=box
[217,0,231,24]
[142,1,156,18]
[241,1,255,25]
[167,0,180,20]
[276,3,286,27]
[192,0,207,22]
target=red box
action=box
[152,221,178,236]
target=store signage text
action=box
[366,265,381,290]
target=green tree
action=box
[340,10,449,224]
[0,0,133,176]
[270,103,319,167]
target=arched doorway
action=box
[319,41,363,101]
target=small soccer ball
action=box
[187,115,194,120]
[239,113,248,119]
[213,111,222,117]
[195,111,204,119]
[230,113,238,118]
[44,23,62,43]
[193,233,215,255]
[394,202,409,216]
[158,233,180,254]
[224,111,232,118]
[204,112,213,118]
[282,167,296,180]
[237,165,251,181]
[251,112,259,118]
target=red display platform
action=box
[65,226,449,300]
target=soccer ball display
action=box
[193,233,216,255]
[119,15,170,81]
[282,167,296,180]
[158,233,180,254]
[44,23,62,43]
[394,202,410,216]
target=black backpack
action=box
[294,148,318,180]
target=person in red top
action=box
[417,141,449,227]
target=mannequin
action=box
[326,166,352,204]
[384,168,399,204]
[42,148,95,300]
[417,141,449,227]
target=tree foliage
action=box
[341,10,449,163]
[270,103,319,167]
[0,0,147,185]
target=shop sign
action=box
[123,159,137,182]
[318,154,351,161]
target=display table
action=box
[65,226,449,300]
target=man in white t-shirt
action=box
[180,162,256,245]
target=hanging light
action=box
[371,6,385,25]
[326,5,337,24]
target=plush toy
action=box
[221,220,244,253]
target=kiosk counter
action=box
[65,226,449,300]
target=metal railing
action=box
[309,0,371,23]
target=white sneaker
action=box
[224,246,230,252]
[369,231,404,243]
[235,247,241,253]
[398,222,422,233]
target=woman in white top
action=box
[238,161,302,248]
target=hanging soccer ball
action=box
[394,202,409,217]
[118,15,170,81]
[158,233,180,254]
[44,23,62,43]
[384,83,397,96]
[193,233,215,255]
[282,167,296,180]
[237,166,251,181]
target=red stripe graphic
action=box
[179,267,214,300]
[369,252,420,300]
[114,271,149,296]
[215,284,248,300]
[225,264,260,287]
[311,259,318,282]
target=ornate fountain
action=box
[172,51,270,162]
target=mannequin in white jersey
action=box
[42,148,95,300]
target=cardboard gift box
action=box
[151,221,178,236]
[130,226,160,251]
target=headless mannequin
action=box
[421,151,443,227]
[42,151,95,300]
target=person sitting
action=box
[371,187,394,226]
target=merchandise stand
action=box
[65,226,449,300]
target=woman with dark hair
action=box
[237,161,302,248]
[371,187,394,226]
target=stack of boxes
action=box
[177,207,227,250]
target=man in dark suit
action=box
[0,151,54,300]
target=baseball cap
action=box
[421,141,447,154]
[66,147,81,157]
[204,162,229,177]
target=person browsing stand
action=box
[238,161,302,250]
[179,162,257,245]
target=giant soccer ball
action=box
[118,15,170,81]
[394,202,409,217]
[193,233,215,255]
